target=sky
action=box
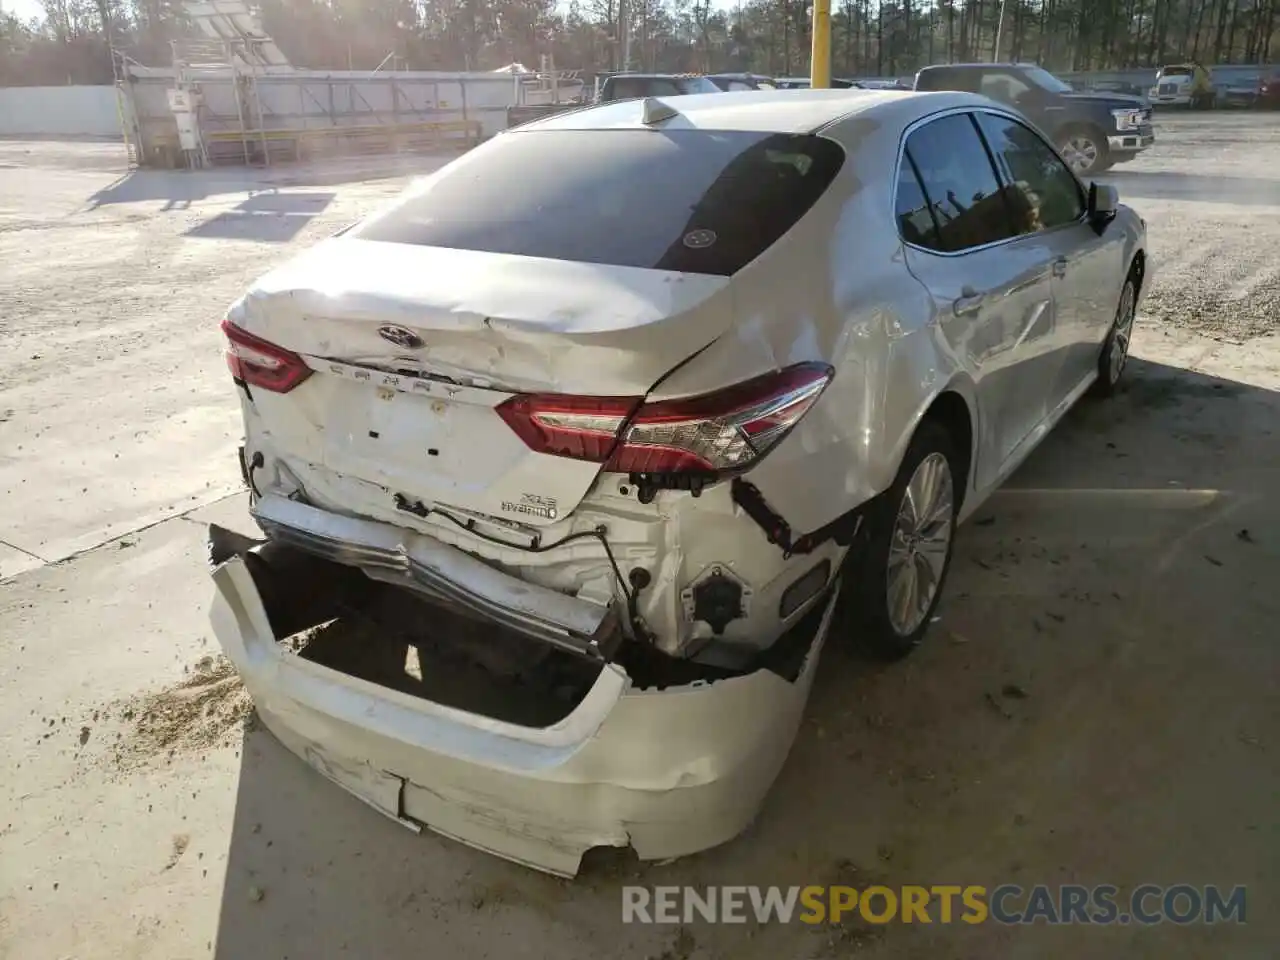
[2,0,741,27]
[3,0,43,21]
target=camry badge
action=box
[377,325,424,349]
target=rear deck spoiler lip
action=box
[250,494,621,661]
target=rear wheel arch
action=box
[921,390,975,510]
[878,383,977,511]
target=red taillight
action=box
[220,317,312,393]
[496,363,833,474]
[496,394,641,461]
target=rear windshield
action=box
[914,69,975,92]
[680,76,725,94]
[1022,66,1073,92]
[352,129,845,277]
[606,76,721,98]
[1161,66,1194,76]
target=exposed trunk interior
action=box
[209,525,829,728]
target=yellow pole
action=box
[810,0,832,88]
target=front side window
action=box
[898,113,1016,253]
[974,112,1086,233]
[353,129,845,277]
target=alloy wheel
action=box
[1109,281,1137,383]
[1062,136,1099,174]
[885,452,955,636]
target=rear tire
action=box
[843,421,960,661]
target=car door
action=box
[896,112,1062,488]
[974,110,1125,406]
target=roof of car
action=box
[604,72,701,79]
[917,62,1036,71]
[517,88,982,135]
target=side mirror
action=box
[1088,182,1119,234]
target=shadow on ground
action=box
[213,358,1279,960]
[185,191,337,243]
[1103,168,1280,206]
[83,152,457,210]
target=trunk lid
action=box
[233,237,734,525]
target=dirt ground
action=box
[1,114,1278,960]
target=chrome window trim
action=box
[892,104,1090,259]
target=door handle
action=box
[1052,257,1068,278]
[953,291,986,317]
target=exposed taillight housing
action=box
[221,317,312,393]
[496,362,833,476]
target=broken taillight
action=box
[221,317,312,393]
[496,363,833,474]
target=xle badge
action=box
[501,493,559,521]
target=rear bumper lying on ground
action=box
[208,533,838,876]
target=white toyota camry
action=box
[209,88,1148,875]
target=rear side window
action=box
[895,155,939,247]
[352,130,845,277]
[897,113,1017,253]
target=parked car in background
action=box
[594,73,722,102]
[914,62,1154,175]
[211,87,1148,877]
[774,76,857,89]
[1259,71,1280,108]
[706,72,777,91]
[852,78,911,90]
[1147,63,1215,108]
[775,77,908,90]
[1217,73,1261,109]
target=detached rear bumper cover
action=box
[209,541,836,877]
[251,494,618,660]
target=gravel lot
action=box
[1101,114,1280,341]
[2,114,1278,960]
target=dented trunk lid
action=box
[232,237,734,525]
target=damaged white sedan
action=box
[209,88,1148,875]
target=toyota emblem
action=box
[377,325,424,349]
